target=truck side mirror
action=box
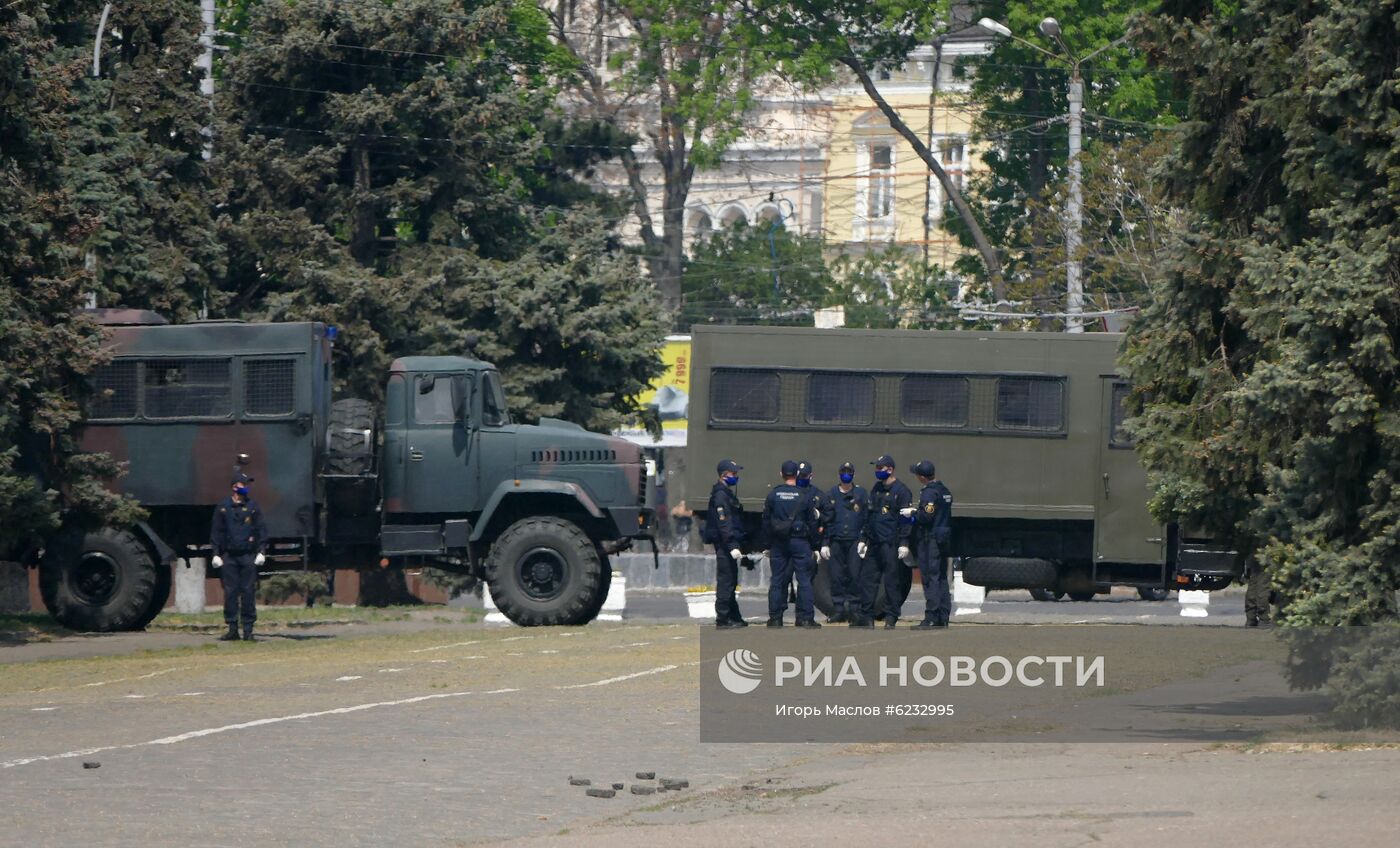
[418,375,436,394]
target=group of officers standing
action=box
[704,455,954,630]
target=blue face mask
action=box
[234,486,249,497]
[796,477,810,488]
[723,475,738,487]
[875,469,891,481]
[839,473,854,484]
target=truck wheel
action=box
[1067,591,1097,602]
[1029,588,1064,602]
[130,560,173,630]
[581,544,612,621]
[326,399,378,516]
[486,518,604,626]
[39,528,158,632]
[962,557,1057,590]
[1137,587,1169,602]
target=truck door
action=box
[401,372,472,514]
[1094,379,1164,565]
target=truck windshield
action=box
[482,371,510,426]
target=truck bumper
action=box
[1174,540,1241,582]
[606,507,649,538]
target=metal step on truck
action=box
[14,309,655,631]
[684,325,1237,614]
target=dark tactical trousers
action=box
[1245,566,1272,625]
[713,544,744,622]
[827,539,861,615]
[221,553,258,629]
[867,541,908,622]
[769,537,816,621]
[917,538,951,623]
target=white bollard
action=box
[1178,589,1210,618]
[482,585,510,624]
[952,570,985,616]
[598,571,626,621]
[175,558,207,614]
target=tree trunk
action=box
[841,56,1006,301]
[350,145,376,266]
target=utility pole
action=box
[1065,70,1084,332]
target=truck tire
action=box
[486,518,604,626]
[1137,587,1169,602]
[1029,588,1065,602]
[962,557,1057,590]
[581,544,612,621]
[1068,591,1097,602]
[326,399,378,517]
[130,561,173,630]
[39,528,158,632]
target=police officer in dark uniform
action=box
[862,454,913,628]
[905,459,954,629]
[824,461,869,624]
[210,472,268,642]
[705,459,749,628]
[795,459,832,576]
[763,460,822,628]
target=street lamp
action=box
[978,16,1125,332]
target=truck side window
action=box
[1109,382,1134,448]
[414,375,457,424]
[385,374,406,426]
[482,372,510,427]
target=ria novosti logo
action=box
[717,648,763,694]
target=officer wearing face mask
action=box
[824,461,869,624]
[210,472,268,642]
[861,454,913,628]
[763,460,822,628]
[705,459,748,628]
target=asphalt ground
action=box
[3,592,1395,847]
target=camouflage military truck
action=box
[18,309,653,631]
[685,325,1237,612]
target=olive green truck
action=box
[684,325,1237,609]
[12,309,654,631]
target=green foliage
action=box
[680,220,834,327]
[962,0,1179,310]
[257,571,328,605]
[0,3,143,556]
[216,0,666,428]
[1125,0,1400,631]
[829,250,961,330]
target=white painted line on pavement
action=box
[124,695,146,700]
[501,635,535,642]
[408,640,481,654]
[486,688,520,694]
[335,675,362,682]
[377,668,406,673]
[555,665,679,690]
[31,707,57,712]
[32,666,190,693]
[178,692,206,697]
[539,649,559,654]
[613,642,652,648]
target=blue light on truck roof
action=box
[326,326,338,341]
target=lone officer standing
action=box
[862,455,913,628]
[705,459,749,628]
[903,460,954,629]
[211,472,268,642]
[763,460,822,628]
[824,461,869,624]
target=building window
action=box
[143,359,232,419]
[244,359,296,416]
[806,373,874,426]
[900,375,970,428]
[996,377,1064,432]
[854,140,896,241]
[710,369,779,424]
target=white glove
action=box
[729,548,742,561]
[254,553,266,566]
[899,507,916,518]
[211,555,223,568]
[897,546,910,562]
[820,546,831,561]
[857,542,868,558]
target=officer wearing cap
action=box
[824,461,869,624]
[763,460,822,628]
[861,454,913,628]
[705,459,748,627]
[795,459,832,566]
[901,459,955,629]
[210,472,268,642]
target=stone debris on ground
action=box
[585,788,616,799]
[568,777,590,786]
[630,785,656,795]
[635,771,655,779]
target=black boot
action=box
[826,610,847,624]
[716,619,739,628]
[850,615,874,629]
[796,619,822,629]
[218,625,240,642]
[884,617,898,630]
[241,628,256,643]
[729,616,749,627]
[912,618,937,630]
[766,616,784,628]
